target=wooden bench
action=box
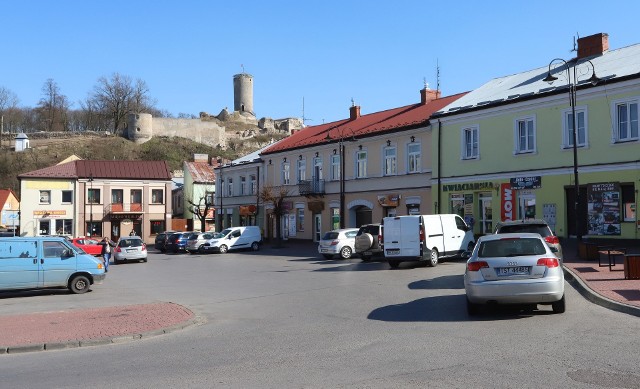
[578,242,600,260]
[597,246,626,271]
[624,254,640,280]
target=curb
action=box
[1,315,205,355]
[563,266,640,318]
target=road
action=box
[1,245,640,388]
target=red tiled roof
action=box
[185,162,216,183]
[261,92,467,155]
[0,188,19,205]
[18,160,172,180]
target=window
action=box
[39,190,51,204]
[281,162,290,185]
[563,107,587,148]
[297,208,305,231]
[383,146,397,176]
[331,154,340,181]
[297,158,306,182]
[112,189,123,204]
[151,220,166,235]
[205,191,214,205]
[250,175,257,194]
[462,126,479,159]
[88,188,100,204]
[55,219,73,235]
[356,150,367,178]
[151,189,164,204]
[61,190,73,203]
[407,143,421,173]
[227,178,233,196]
[86,221,102,237]
[240,176,246,195]
[613,100,639,142]
[622,184,636,222]
[131,189,142,204]
[515,117,536,153]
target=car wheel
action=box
[552,295,566,314]
[322,254,333,260]
[219,244,229,254]
[251,241,260,251]
[142,257,148,263]
[466,297,481,316]
[198,245,206,254]
[428,248,439,267]
[69,275,90,294]
[340,246,352,259]
[388,260,400,269]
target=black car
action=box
[164,232,191,253]
[354,223,383,261]
[154,231,176,252]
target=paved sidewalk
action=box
[0,302,198,354]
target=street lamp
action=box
[325,129,355,229]
[543,58,600,240]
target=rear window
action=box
[119,238,143,247]
[479,238,546,258]
[497,224,550,237]
[322,232,339,240]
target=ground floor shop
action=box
[439,168,639,240]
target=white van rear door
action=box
[383,216,420,257]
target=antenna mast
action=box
[436,59,441,93]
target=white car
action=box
[464,233,565,315]
[318,228,358,259]
[114,236,148,264]
[185,232,215,254]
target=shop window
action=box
[622,184,636,222]
[297,208,305,231]
[151,220,166,234]
[55,219,73,235]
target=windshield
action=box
[67,242,85,255]
[211,232,227,239]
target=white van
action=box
[382,214,475,269]
[201,226,262,253]
[0,236,106,294]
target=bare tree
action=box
[89,73,156,135]
[36,79,70,132]
[0,86,20,146]
[259,185,291,247]
[185,184,216,232]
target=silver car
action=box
[185,232,215,254]
[114,236,148,263]
[318,228,358,259]
[464,233,565,315]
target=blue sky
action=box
[2,1,639,124]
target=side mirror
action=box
[62,249,74,258]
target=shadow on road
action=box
[408,274,464,290]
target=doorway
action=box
[354,206,372,228]
[313,214,322,242]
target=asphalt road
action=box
[1,246,640,388]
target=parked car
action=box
[201,226,262,253]
[464,233,565,315]
[354,223,383,261]
[70,237,103,256]
[186,232,215,254]
[114,236,148,263]
[154,231,176,252]
[494,219,563,262]
[318,228,359,259]
[165,232,191,253]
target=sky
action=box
[2,0,639,124]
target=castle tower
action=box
[233,73,254,116]
[127,112,153,144]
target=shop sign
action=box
[500,183,515,222]
[510,176,541,190]
[110,214,142,220]
[377,194,399,207]
[239,205,257,216]
[33,210,66,218]
[442,182,494,192]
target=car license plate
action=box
[321,249,328,253]
[498,266,530,276]
[126,249,137,253]
[386,249,400,255]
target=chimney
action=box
[577,33,609,58]
[349,102,361,120]
[421,86,441,105]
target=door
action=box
[228,229,243,249]
[313,214,322,242]
[111,222,120,242]
[0,240,40,290]
[41,240,76,288]
[479,193,493,234]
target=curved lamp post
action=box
[543,58,600,240]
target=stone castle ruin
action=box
[126,73,303,148]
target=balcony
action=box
[107,203,143,213]
[298,179,325,197]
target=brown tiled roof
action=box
[185,162,216,183]
[18,160,172,180]
[0,188,19,205]
[261,92,467,155]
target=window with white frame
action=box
[515,117,536,154]
[563,107,587,148]
[383,146,397,175]
[356,150,367,178]
[407,143,420,173]
[240,176,246,195]
[227,178,233,196]
[462,125,479,159]
[151,189,164,204]
[61,190,73,203]
[613,99,639,142]
[281,162,290,185]
[250,175,256,194]
[331,154,340,181]
[297,158,306,182]
[40,190,51,204]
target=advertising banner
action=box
[500,183,515,222]
[587,182,621,235]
